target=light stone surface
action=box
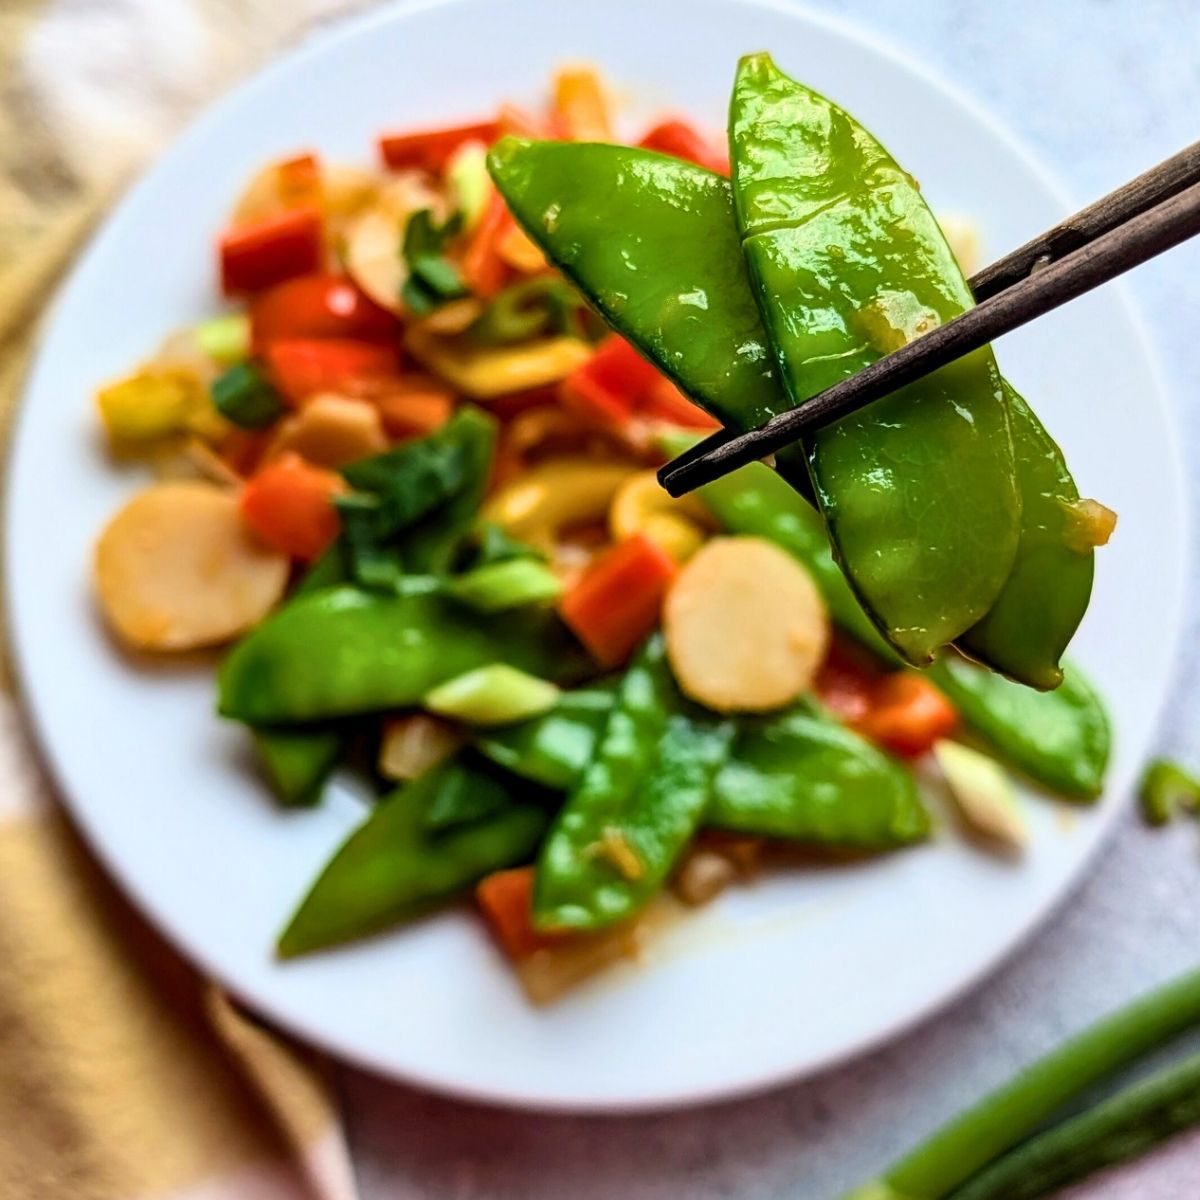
[341,2,1200,1196]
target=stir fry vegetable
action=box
[89,60,1114,1005]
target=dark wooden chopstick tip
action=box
[656,162,1200,495]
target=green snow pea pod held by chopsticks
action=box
[485,136,800,477]
[534,635,734,933]
[218,579,587,724]
[728,53,1019,665]
[694,458,1109,797]
[278,754,548,957]
[952,382,1095,689]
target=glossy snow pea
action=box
[474,682,617,789]
[534,636,735,932]
[955,383,1093,689]
[252,726,342,807]
[693,456,1110,798]
[278,754,548,957]
[927,654,1110,800]
[709,700,930,848]
[729,53,1019,664]
[218,578,588,724]
[487,137,787,436]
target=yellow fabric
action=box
[0,3,359,1197]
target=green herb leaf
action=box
[401,208,468,312]
[469,276,586,344]
[210,361,283,429]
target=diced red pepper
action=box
[559,534,678,667]
[815,640,881,725]
[250,273,397,349]
[240,452,344,561]
[379,121,500,172]
[642,378,720,429]
[460,191,513,299]
[219,206,324,296]
[561,336,717,429]
[263,338,401,406]
[638,119,730,175]
[476,867,566,960]
[856,673,959,758]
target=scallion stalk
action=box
[844,967,1200,1199]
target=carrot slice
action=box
[857,674,958,758]
[240,452,345,561]
[460,191,512,299]
[559,533,678,667]
[477,867,565,960]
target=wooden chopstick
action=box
[660,156,1200,497]
[969,140,1200,300]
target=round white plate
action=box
[6,0,1186,1112]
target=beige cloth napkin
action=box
[0,2,373,1197]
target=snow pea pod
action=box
[927,654,1109,800]
[218,579,588,724]
[534,636,734,932]
[474,683,617,789]
[695,459,1109,798]
[709,702,929,848]
[729,53,1020,664]
[278,754,548,957]
[488,137,784,432]
[955,383,1093,689]
[252,726,342,807]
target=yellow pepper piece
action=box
[609,470,712,561]
[553,66,614,141]
[96,369,206,444]
[483,458,635,545]
[406,328,592,399]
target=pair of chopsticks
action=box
[659,141,1200,497]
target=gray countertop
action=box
[343,3,1200,1195]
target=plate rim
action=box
[5,0,1191,1113]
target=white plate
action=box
[6,0,1187,1112]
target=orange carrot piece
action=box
[240,452,344,561]
[856,673,958,758]
[476,867,565,960]
[559,533,678,667]
[460,191,512,299]
[374,388,455,439]
[552,67,613,141]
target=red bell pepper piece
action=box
[638,119,730,175]
[240,452,344,561]
[559,534,678,667]
[263,338,401,406]
[249,273,397,349]
[378,121,500,172]
[561,337,717,429]
[476,867,566,960]
[219,206,323,296]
